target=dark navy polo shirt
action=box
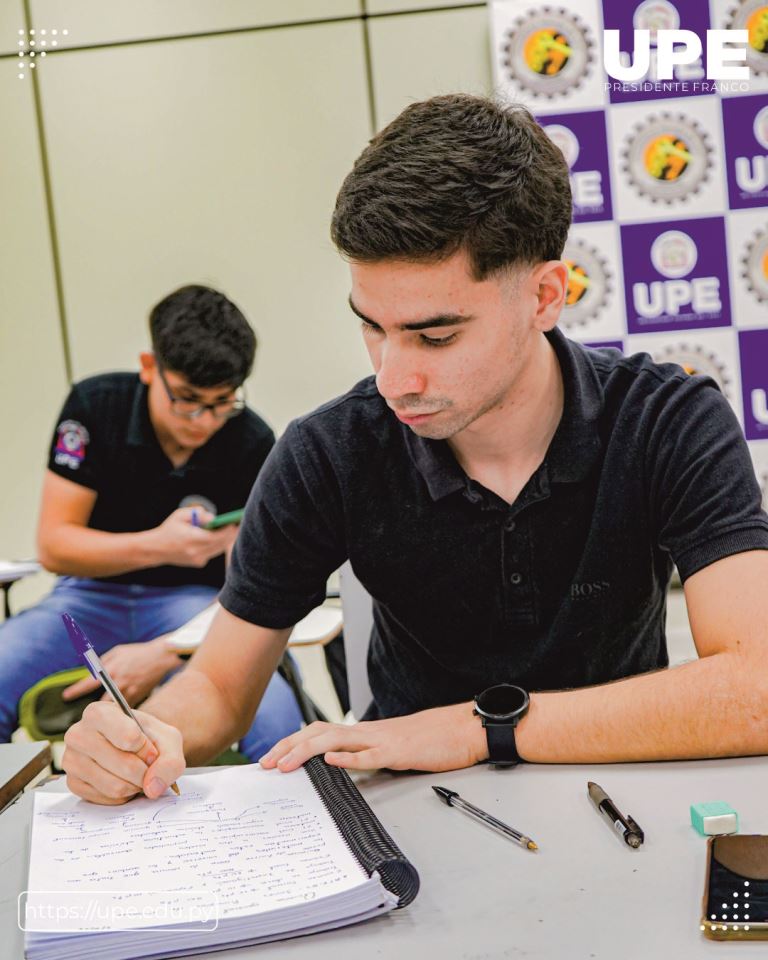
[48,372,275,588]
[221,328,768,718]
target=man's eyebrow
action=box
[348,296,473,332]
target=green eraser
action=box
[690,801,739,836]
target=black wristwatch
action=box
[473,683,530,766]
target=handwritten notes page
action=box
[24,765,395,960]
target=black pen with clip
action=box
[587,781,644,848]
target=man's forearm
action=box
[516,651,768,763]
[141,667,244,766]
[143,613,291,767]
[38,524,162,577]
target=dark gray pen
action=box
[587,781,644,848]
[432,786,538,851]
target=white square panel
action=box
[608,95,727,221]
[727,208,768,326]
[626,325,743,420]
[490,0,607,112]
[747,438,768,508]
[559,221,626,341]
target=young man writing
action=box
[0,284,302,758]
[62,97,768,805]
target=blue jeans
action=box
[0,577,303,759]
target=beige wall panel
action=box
[367,0,480,13]
[369,6,491,128]
[29,0,361,48]
[0,60,67,561]
[38,23,372,434]
[1,0,26,54]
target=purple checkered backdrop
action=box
[490,0,768,507]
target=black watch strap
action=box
[485,721,522,766]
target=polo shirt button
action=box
[505,519,516,532]
[510,572,523,585]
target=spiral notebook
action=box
[23,759,419,960]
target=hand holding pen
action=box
[62,614,185,802]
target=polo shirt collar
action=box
[403,429,466,501]
[404,326,603,500]
[544,326,603,484]
[126,379,154,447]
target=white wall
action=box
[1,2,491,580]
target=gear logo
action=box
[622,113,711,204]
[726,0,768,74]
[741,226,768,303]
[561,238,611,327]
[501,7,593,98]
[653,342,731,397]
[633,0,681,40]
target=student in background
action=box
[0,284,302,758]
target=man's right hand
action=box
[148,507,238,568]
[62,701,186,805]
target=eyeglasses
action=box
[157,366,246,421]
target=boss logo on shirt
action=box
[54,419,89,470]
[570,580,611,599]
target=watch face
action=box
[475,684,529,720]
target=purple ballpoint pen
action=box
[62,613,180,795]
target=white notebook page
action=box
[25,765,369,933]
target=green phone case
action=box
[204,508,245,529]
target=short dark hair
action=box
[331,94,572,280]
[149,284,256,387]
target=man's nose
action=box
[195,407,221,428]
[375,344,426,401]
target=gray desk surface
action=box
[3,757,768,960]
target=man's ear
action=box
[138,352,156,386]
[532,261,568,333]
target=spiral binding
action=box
[304,756,420,908]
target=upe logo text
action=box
[603,30,749,81]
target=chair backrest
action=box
[338,561,373,719]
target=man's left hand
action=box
[62,639,183,706]
[258,702,489,773]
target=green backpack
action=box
[17,667,102,742]
[17,667,250,765]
